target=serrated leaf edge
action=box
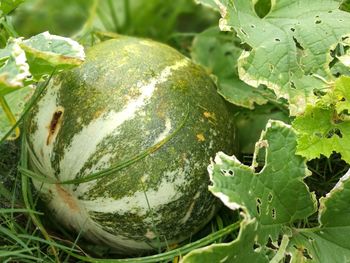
[180,212,257,263]
[208,152,252,211]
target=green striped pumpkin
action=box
[24,36,235,254]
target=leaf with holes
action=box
[207,120,317,245]
[191,26,271,109]
[235,104,290,155]
[289,169,350,262]
[293,76,350,163]
[333,75,350,115]
[214,0,350,115]
[20,31,85,79]
[181,215,269,263]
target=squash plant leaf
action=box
[0,32,84,140]
[213,0,350,115]
[0,38,30,97]
[20,31,85,78]
[333,75,350,115]
[191,27,270,109]
[290,169,350,262]
[182,215,269,263]
[293,76,350,163]
[208,120,317,244]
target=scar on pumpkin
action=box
[56,184,79,212]
[47,107,64,145]
[196,133,205,142]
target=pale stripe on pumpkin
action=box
[30,85,60,178]
[58,58,190,182]
[80,168,186,215]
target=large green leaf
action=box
[208,120,317,244]
[290,169,350,262]
[20,31,85,78]
[211,0,350,115]
[191,27,270,109]
[293,76,350,163]
[181,215,268,263]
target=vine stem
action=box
[293,226,322,233]
[0,95,20,140]
[72,0,99,41]
[107,0,119,31]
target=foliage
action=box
[191,26,272,109]
[0,0,350,262]
[198,0,350,115]
[0,29,85,139]
[293,76,350,163]
[182,121,350,262]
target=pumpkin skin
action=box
[24,36,235,254]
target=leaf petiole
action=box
[293,226,322,233]
[0,17,18,37]
[0,95,20,140]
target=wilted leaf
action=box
[20,31,85,78]
[214,0,350,115]
[208,120,317,244]
[0,38,30,96]
[191,27,270,109]
[181,215,268,263]
[290,169,350,262]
